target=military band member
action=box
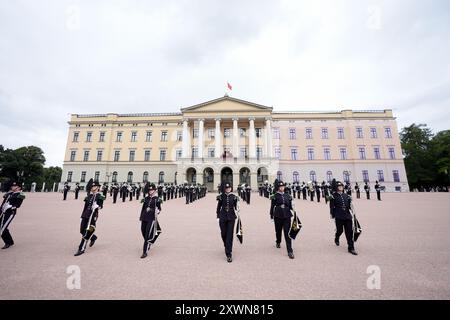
[112,183,119,203]
[136,183,142,201]
[74,183,80,200]
[74,180,105,256]
[245,184,251,205]
[121,183,128,202]
[315,183,321,203]
[63,182,70,200]
[102,183,108,199]
[364,182,371,200]
[216,182,239,263]
[270,181,295,259]
[345,182,352,196]
[140,183,162,259]
[323,181,330,204]
[301,182,307,200]
[355,183,361,199]
[1,182,25,249]
[375,181,382,201]
[129,184,134,201]
[329,181,357,255]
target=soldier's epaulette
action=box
[98,194,106,201]
[326,194,334,201]
[216,195,221,201]
[18,192,26,199]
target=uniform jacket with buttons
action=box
[329,192,352,220]
[140,195,162,222]
[216,193,238,220]
[270,192,293,219]
[81,193,104,219]
[1,191,25,214]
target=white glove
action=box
[217,218,220,222]
[271,217,274,222]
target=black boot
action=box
[276,242,281,248]
[89,236,97,248]
[335,237,340,246]
[140,253,148,259]
[348,248,358,255]
[227,255,232,263]
[74,250,84,256]
[1,244,12,249]
[288,252,295,259]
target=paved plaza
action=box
[1,191,449,299]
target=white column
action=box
[249,117,256,158]
[198,118,204,159]
[265,118,273,158]
[182,119,189,158]
[215,118,221,158]
[232,118,239,158]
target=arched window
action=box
[343,171,350,183]
[127,171,133,183]
[293,171,300,183]
[326,171,333,182]
[143,171,149,183]
[112,171,118,183]
[158,171,165,184]
[277,171,283,181]
[309,170,316,182]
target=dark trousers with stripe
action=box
[1,211,16,245]
[335,218,354,250]
[78,215,97,252]
[219,219,235,256]
[141,220,155,255]
[274,217,292,253]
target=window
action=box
[337,128,345,139]
[272,128,280,139]
[129,150,135,162]
[309,171,316,182]
[191,147,198,158]
[324,148,331,160]
[160,150,167,161]
[143,172,149,183]
[207,148,214,158]
[293,171,300,183]
[127,171,133,183]
[321,128,328,139]
[207,129,214,139]
[224,128,231,138]
[377,170,385,182]
[326,171,333,182]
[291,148,298,160]
[83,151,89,162]
[374,147,381,160]
[393,170,400,182]
[277,171,283,181]
[94,171,100,181]
[356,127,363,138]
[70,151,76,161]
[158,171,165,184]
[112,171,118,183]
[340,148,347,160]
[305,128,312,139]
[258,146,264,159]
[388,147,396,159]
[359,147,366,160]
[80,171,86,182]
[256,128,262,138]
[362,170,369,182]
[161,131,168,142]
[177,131,183,141]
[289,128,296,140]
[146,131,152,142]
[86,132,92,142]
[307,148,314,160]
[370,127,378,138]
[385,127,392,138]
[343,171,350,183]
[131,131,137,142]
[67,171,73,182]
[99,132,105,142]
[240,147,247,158]
[144,150,151,161]
[176,149,183,160]
[116,132,122,142]
[240,128,246,137]
[114,150,120,162]
[73,132,79,142]
[96,150,103,161]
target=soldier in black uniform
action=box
[112,183,119,203]
[270,181,295,259]
[375,181,382,201]
[301,182,307,200]
[139,183,162,259]
[245,184,251,205]
[102,183,108,199]
[315,183,321,203]
[74,183,80,200]
[364,182,371,200]
[74,180,105,256]
[329,181,357,255]
[1,182,26,249]
[63,182,70,200]
[216,182,239,263]
[121,183,128,202]
[136,183,142,201]
[355,183,361,199]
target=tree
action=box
[430,130,450,186]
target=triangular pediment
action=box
[181,95,273,113]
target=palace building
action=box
[61,95,409,192]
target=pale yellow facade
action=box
[61,96,409,192]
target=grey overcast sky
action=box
[1,0,449,167]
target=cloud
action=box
[0,0,449,166]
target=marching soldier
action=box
[136,183,142,201]
[121,183,128,202]
[102,183,108,199]
[301,182,307,200]
[1,182,26,249]
[216,182,240,263]
[129,184,134,201]
[63,182,70,200]
[315,183,321,203]
[112,183,119,203]
[345,182,352,196]
[245,184,251,205]
[270,181,295,259]
[355,182,361,199]
[323,181,330,204]
[185,184,190,204]
[329,181,357,255]
[74,183,80,200]
[139,183,162,259]
[74,180,105,256]
[375,181,382,201]
[364,182,371,200]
